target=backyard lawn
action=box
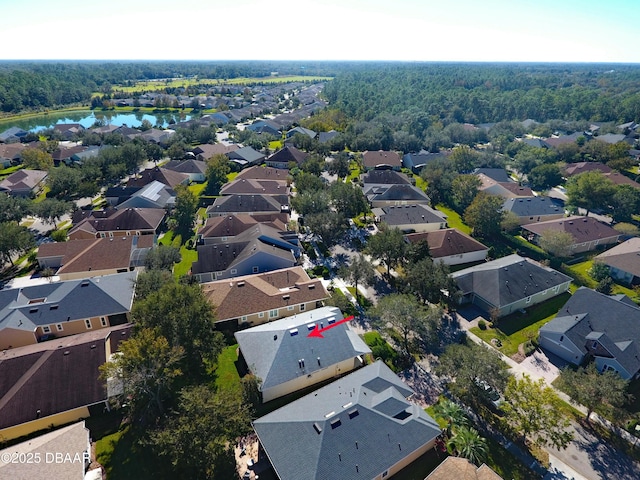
[565,258,640,302]
[470,293,571,357]
[436,204,471,234]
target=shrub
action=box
[478,319,487,330]
[51,230,67,242]
[522,340,536,356]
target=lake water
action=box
[0,110,192,132]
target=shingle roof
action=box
[362,150,402,169]
[126,166,188,189]
[0,271,138,333]
[361,170,412,186]
[502,196,564,217]
[378,204,446,227]
[164,159,208,175]
[473,168,512,183]
[540,288,640,375]
[596,237,640,278]
[522,216,619,244]
[68,208,165,236]
[0,325,131,430]
[268,146,309,166]
[0,169,47,193]
[226,146,265,163]
[117,181,175,209]
[365,184,430,203]
[253,360,440,480]
[405,228,488,258]
[202,266,328,322]
[235,166,290,181]
[219,178,289,196]
[426,457,503,480]
[564,162,612,177]
[206,194,288,216]
[198,213,287,240]
[452,254,572,309]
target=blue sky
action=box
[1,0,638,62]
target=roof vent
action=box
[330,418,342,429]
[313,422,322,434]
[307,323,315,331]
[289,328,298,336]
[49,305,58,310]
[29,307,38,313]
[63,351,70,356]
[81,280,90,287]
[327,317,336,325]
[348,408,359,419]
[308,284,315,290]
[283,294,290,300]
[237,281,245,287]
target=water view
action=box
[0,110,192,132]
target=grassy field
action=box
[95,426,162,480]
[213,344,242,393]
[436,204,471,234]
[111,75,333,93]
[470,293,571,357]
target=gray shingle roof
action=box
[502,196,564,217]
[452,254,572,309]
[253,360,440,480]
[595,237,640,278]
[540,287,640,375]
[378,204,446,227]
[235,307,370,391]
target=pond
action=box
[0,110,193,132]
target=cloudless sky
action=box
[1,0,638,63]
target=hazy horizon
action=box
[2,0,638,64]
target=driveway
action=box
[518,349,568,384]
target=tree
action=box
[371,294,442,356]
[589,261,610,282]
[294,171,325,194]
[46,165,83,198]
[304,211,347,247]
[449,145,480,173]
[565,171,615,216]
[99,327,184,423]
[420,159,457,206]
[21,148,54,170]
[144,245,181,271]
[611,184,640,223]
[149,385,251,479]
[32,198,74,226]
[463,193,505,238]
[447,426,488,466]
[0,195,32,223]
[450,174,480,212]
[433,398,469,437]
[559,363,630,423]
[501,375,573,449]
[132,281,224,376]
[134,269,175,300]
[0,221,35,266]
[339,254,375,301]
[501,211,522,234]
[538,229,574,257]
[528,164,563,191]
[290,190,330,216]
[327,151,350,179]
[404,257,457,307]
[366,225,406,276]
[172,185,198,239]
[204,154,230,195]
[436,341,509,404]
[595,276,613,294]
[329,181,368,219]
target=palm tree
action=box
[433,399,469,437]
[447,426,488,466]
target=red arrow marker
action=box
[307,315,355,338]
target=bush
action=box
[522,340,536,356]
[478,319,487,330]
[51,230,67,242]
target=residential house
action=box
[266,146,309,169]
[220,177,290,197]
[595,237,640,285]
[70,145,102,165]
[365,184,431,208]
[318,130,339,144]
[0,421,91,479]
[539,288,640,379]
[0,142,28,167]
[373,204,447,233]
[473,168,513,183]
[226,146,266,167]
[139,128,175,146]
[0,126,28,143]
[476,172,533,199]
[126,166,189,189]
[253,360,441,479]
[52,124,85,140]
[197,213,288,244]
[236,306,370,402]
[191,143,239,161]
[235,165,290,182]
[206,194,289,218]
[246,119,281,136]
[202,266,328,329]
[0,169,47,197]
[191,224,299,282]
[563,162,612,177]
[405,228,489,266]
[37,235,154,280]
[426,457,503,480]
[51,145,88,166]
[362,150,403,171]
[116,181,176,209]
[104,186,144,206]
[402,150,450,173]
[596,133,627,145]
[286,126,316,139]
[0,325,132,442]
[452,254,572,318]
[163,158,208,183]
[522,216,620,254]
[0,271,137,350]
[502,197,565,225]
[68,207,165,240]
[361,169,413,187]
[543,132,584,149]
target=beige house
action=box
[405,228,489,266]
[235,306,370,402]
[426,457,503,480]
[374,204,447,233]
[68,207,165,241]
[0,271,137,350]
[522,216,620,254]
[201,266,328,329]
[37,236,153,280]
[0,325,132,442]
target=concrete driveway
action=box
[518,349,568,384]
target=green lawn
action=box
[187,182,206,196]
[436,204,471,234]
[95,426,162,480]
[213,344,242,393]
[173,244,197,278]
[269,140,283,151]
[565,258,640,302]
[470,293,571,357]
